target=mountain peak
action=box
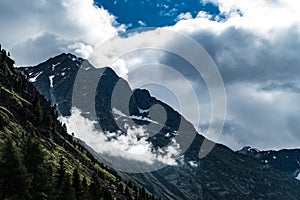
[102,66,119,78]
[50,52,83,62]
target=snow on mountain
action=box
[49,75,54,87]
[29,71,43,82]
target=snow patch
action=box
[49,75,55,88]
[131,115,159,124]
[296,173,300,181]
[112,108,160,124]
[188,161,198,167]
[165,132,171,138]
[112,108,126,117]
[138,108,149,114]
[52,62,60,71]
[29,72,43,82]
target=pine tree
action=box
[34,98,43,124]
[125,185,132,200]
[0,115,5,131]
[88,173,102,200]
[22,137,53,199]
[81,177,89,199]
[103,188,113,200]
[72,168,83,200]
[139,187,146,199]
[60,173,75,200]
[0,137,29,200]
[56,157,66,189]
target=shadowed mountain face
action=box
[238,147,300,178]
[21,54,300,199]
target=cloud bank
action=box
[60,108,180,172]
[0,0,123,66]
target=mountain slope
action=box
[21,53,300,200]
[0,48,158,200]
[238,147,300,179]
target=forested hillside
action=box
[0,47,158,200]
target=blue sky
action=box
[94,0,220,28]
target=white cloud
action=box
[0,0,123,66]
[205,0,300,33]
[111,58,129,79]
[138,20,147,26]
[176,12,193,21]
[157,0,300,150]
[196,11,212,20]
[60,108,180,172]
[218,83,300,150]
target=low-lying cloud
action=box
[60,108,181,172]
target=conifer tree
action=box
[103,188,113,200]
[0,137,29,200]
[22,137,53,199]
[88,173,102,200]
[125,185,132,200]
[81,177,89,199]
[34,98,43,124]
[60,173,75,200]
[56,157,66,189]
[72,168,83,200]
[0,115,5,131]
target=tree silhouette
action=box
[72,168,83,200]
[56,157,66,189]
[0,137,29,200]
[60,173,75,200]
[22,137,53,199]
[88,173,102,200]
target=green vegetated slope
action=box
[0,47,158,200]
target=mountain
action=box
[20,53,83,116]
[21,53,300,199]
[0,48,158,199]
[238,147,300,179]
